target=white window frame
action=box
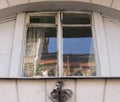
[92,12,110,76]
[9,11,111,77]
[9,13,26,77]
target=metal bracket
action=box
[50,80,73,102]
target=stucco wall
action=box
[0,0,119,10]
[0,0,120,20]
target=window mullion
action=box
[57,12,63,77]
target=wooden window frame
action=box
[9,11,111,77]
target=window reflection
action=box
[63,27,96,76]
[24,27,57,77]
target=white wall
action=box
[0,79,119,102]
[0,20,15,77]
[0,12,120,77]
[103,17,120,76]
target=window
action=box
[23,12,96,77]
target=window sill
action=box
[0,76,120,80]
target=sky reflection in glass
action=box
[63,38,94,54]
[48,37,94,54]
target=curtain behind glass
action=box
[24,27,57,77]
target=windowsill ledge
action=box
[0,76,120,80]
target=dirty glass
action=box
[23,12,96,77]
[63,13,91,24]
[63,27,96,76]
[30,16,55,23]
[23,27,57,77]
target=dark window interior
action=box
[63,13,91,24]
[30,16,55,23]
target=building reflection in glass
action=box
[63,27,96,76]
[24,27,57,77]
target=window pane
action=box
[30,16,55,23]
[23,27,57,77]
[63,13,91,24]
[63,27,96,76]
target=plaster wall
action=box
[0,0,120,20]
[0,0,119,11]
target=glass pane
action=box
[63,27,96,76]
[23,27,57,77]
[30,16,55,23]
[63,13,91,24]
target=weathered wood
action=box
[27,23,57,27]
[104,79,120,102]
[62,24,91,27]
[76,79,105,102]
[63,79,75,102]
[9,13,26,77]
[18,80,46,102]
[57,11,63,76]
[0,79,119,102]
[93,12,110,76]
[0,80,17,102]
[0,20,15,77]
[45,80,56,102]
[103,17,120,76]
